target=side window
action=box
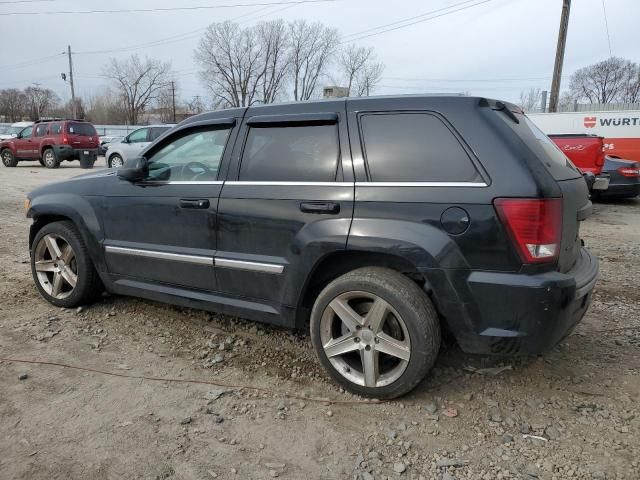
[20,126,33,139]
[128,128,149,143]
[50,122,62,135]
[360,113,481,182]
[239,125,339,182]
[34,124,48,137]
[145,128,230,182]
[149,127,169,141]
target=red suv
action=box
[0,119,99,169]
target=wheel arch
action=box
[40,144,55,157]
[28,198,106,274]
[295,250,443,330]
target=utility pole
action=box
[67,45,77,118]
[549,0,571,112]
[171,81,176,123]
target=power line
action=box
[74,3,299,55]
[3,53,63,70]
[601,0,612,57]
[0,0,336,16]
[0,0,54,3]
[383,76,557,83]
[340,0,492,44]
[341,0,481,41]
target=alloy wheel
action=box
[2,151,12,165]
[33,234,78,300]
[319,291,411,388]
[110,155,123,168]
[43,151,55,167]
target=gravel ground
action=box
[0,160,639,480]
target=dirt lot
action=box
[0,160,639,480]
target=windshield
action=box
[6,126,25,135]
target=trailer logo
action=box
[584,116,597,128]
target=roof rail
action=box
[34,118,88,123]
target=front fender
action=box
[28,193,106,272]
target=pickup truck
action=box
[548,134,610,193]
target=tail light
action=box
[494,198,563,264]
[62,133,69,144]
[618,166,640,177]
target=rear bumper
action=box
[53,145,98,161]
[445,247,599,355]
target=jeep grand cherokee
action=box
[25,95,599,399]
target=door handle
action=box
[300,202,340,214]
[179,198,210,209]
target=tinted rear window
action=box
[239,125,339,182]
[360,113,481,182]
[66,122,97,136]
[512,115,581,180]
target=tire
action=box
[109,154,124,169]
[310,267,441,399]
[42,148,59,169]
[1,149,18,167]
[38,158,45,167]
[30,221,103,308]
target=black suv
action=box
[25,96,599,399]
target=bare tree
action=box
[195,21,265,108]
[86,89,128,124]
[187,96,206,115]
[24,86,60,120]
[289,20,338,101]
[103,54,172,124]
[518,88,542,111]
[620,61,640,103]
[256,20,291,104]
[567,57,636,104]
[156,83,177,123]
[0,88,28,121]
[338,44,384,96]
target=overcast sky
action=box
[1,0,638,106]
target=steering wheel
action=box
[182,161,212,181]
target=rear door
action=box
[32,123,48,156]
[216,107,354,312]
[66,122,99,149]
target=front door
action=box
[122,127,151,160]
[102,120,236,291]
[14,125,35,159]
[216,107,354,313]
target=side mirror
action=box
[11,133,18,138]
[117,156,148,182]
[122,136,129,144]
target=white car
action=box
[105,124,175,168]
[0,121,34,140]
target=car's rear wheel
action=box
[42,148,59,169]
[31,221,102,307]
[1,149,18,167]
[109,154,124,168]
[310,267,441,399]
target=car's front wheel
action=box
[1,149,18,167]
[42,148,59,169]
[109,154,124,168]
[310,267,441,399]
[31,221,102,307]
